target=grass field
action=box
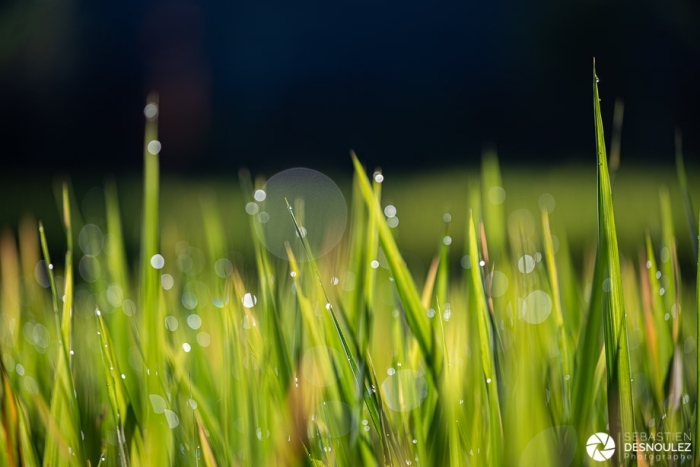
[0,67,699,466]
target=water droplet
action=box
[144,102,158,119]
[254,189,267,202]
[517,255,535,274]
[373,172,384,183]
[164,410,180,428]
[522,290,552,324]
[443,213,452,223]
[150,254,165,269]
[427,308,436,318]
[443,236,452,246]
[245,202,259,215]
[149,394,166,414]
[187,314,202,330]
[488,186,506,205]
[147,140,162,155]
[161,274,174,290]
[242,293,257,308]
[602,278,612,292]
[461,255,471,269]
[387,367,396,376]
[182,343,192,352]
[197,332,211,347]
[384,205,397,218]
[371,260,379,269]
[165,316,179,331]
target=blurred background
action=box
[0,0,698,175]
[0,0,699,267]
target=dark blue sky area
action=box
[0,0,698,174]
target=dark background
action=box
[0,0,698,176]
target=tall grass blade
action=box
[592,59,635,448]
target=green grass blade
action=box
[467,212,502,466]
[592,60,635,446]
[675,130,698,259]
[350,152,434,368]
[541,209,572,420]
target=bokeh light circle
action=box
[253,168,347,261]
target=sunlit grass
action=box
[0,65,698,467]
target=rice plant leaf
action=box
[675,130,698,259]
[592,60,635,445]
[541,209,572,420]
[467,212,502,466]
[42,184,84,467]
[350,152,434,368]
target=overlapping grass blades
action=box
[593,59,635,449]
[2,66,700,466]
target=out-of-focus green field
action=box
[2,163,698,274]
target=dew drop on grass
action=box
[381,369,428,412]
[517,255,535,273]
[78,224,104,256]
[522,290,552,324]
[187,314,202,330]
[182,343,192,352]
[443,213,452,222]
[79,255,101,283]
[242,293,257,308]
[150,254,165,269]
[197,332,211,347]
[384,205,397,218]
[460,255,471,269]
[161,274,174,290]
[427,308,436,318]
[602,278,612,292]
[122,299,136,317]
[149,394,166,414]
[488,186,506,205]
[387,367,396,376]
[538,193,556,213]
[488,271,509,297]
[164,316,179,331]
[34,260,51,288]
[253,168,347,261]
[254,189,267,202]
[144,102,158,119]
[387,216,399,228]
[443,236,452,245]
[646,260,652,269]
[214,258,233,278]
[371,260,379,269]
[373,172,384,183]
[147,140,162,155]
[660,247,670,263]
[245,202,259,215]
[164,410,179,428]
